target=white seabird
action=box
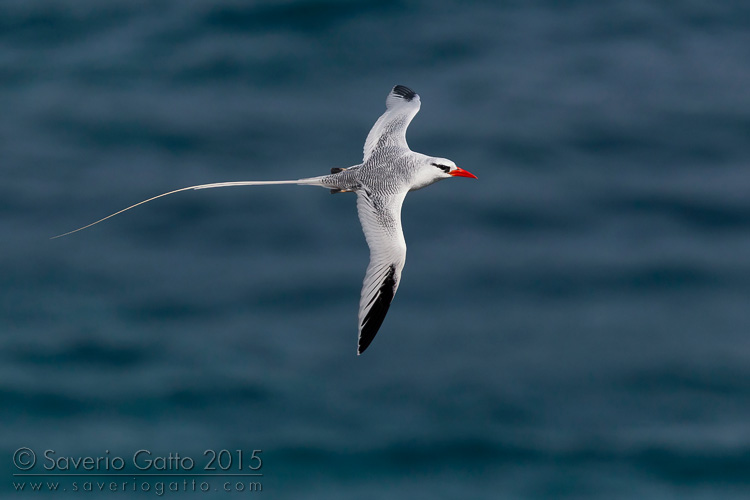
[54,85,477,354]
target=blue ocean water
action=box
[2,0,750,498]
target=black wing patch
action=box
[392,85,416,102]
[358,265,397,354]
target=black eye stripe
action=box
[431,162,451,173]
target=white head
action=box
[410,156,477,191]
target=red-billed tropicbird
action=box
[54,85,477,354]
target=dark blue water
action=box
[3,1,750,498]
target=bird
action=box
[54,85,477,354]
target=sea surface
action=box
[2,0,750,498]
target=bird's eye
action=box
[431,162,451,173]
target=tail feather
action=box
[51,176,329,239]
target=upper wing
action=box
[356,190,408,354]
[362,85,421,163]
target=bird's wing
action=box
[362,85,421,163]
[356,189,408,354]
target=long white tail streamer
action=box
[51,177,328,239]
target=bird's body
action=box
[55,85,476,354]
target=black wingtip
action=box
[357,265,398,354]
[392,85,417,102]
